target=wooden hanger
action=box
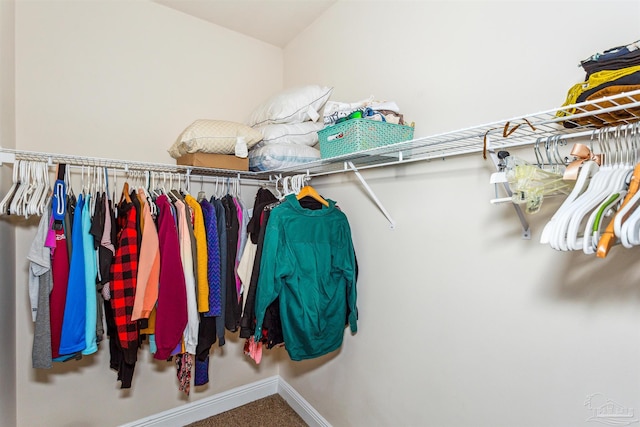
[296,185,329,207]
[121,181,132,204]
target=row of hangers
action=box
[501,135,576,214]
[0,160,254,220]
[0,159,329,221]
[0,160,51,218]
[271,173,328,207]
[540,122,640,257]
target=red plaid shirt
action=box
[110,203,139,350]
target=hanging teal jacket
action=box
[254,194,357,361]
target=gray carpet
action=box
[184,394,309,427]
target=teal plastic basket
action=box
[318,119,414,158]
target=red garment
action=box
[154,195,188,360]
[110,203,139,351]
[50,228,70,359]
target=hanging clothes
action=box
[210,196,227,346]
[232,197,245,301]
[239,187,278,341]
[200,199,221,317]
[154,194,188,361]
[28,206,53,369]
[81,193,98,356]
[253,194,358,361]
[131,188,160,323]
[193,198,221,387]
[222,194,241,332]
[175,199,199,356]
[185,194,209,313]
[89,191,109,343]
[240,206,284,350]
[50,225,70,360]
[109,197,140,388]
[58,194,87,357]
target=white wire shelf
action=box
[2,88,640,180]
[270,87,640,177]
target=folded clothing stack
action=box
[557,39,640,128]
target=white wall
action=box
[15,0,283,163]
[13,1,284,426]
[282,1,640,426]
[10,1,640,426]
[0,0,16,426]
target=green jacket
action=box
[254,194,357,361]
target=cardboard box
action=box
[176,153,249,171]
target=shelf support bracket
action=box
[346,161,396,229]
[486,147,531,239]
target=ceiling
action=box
[152,0,337,48]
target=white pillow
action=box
[247,85,333,127]
[249,143,321,171]
[168,119,263,159]
[255,122,325,146]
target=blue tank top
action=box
[58,194,87,355]
[82,193,98,355]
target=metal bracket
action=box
[486,149,531,240]
[0,152,16,166]
[346,161,396,229]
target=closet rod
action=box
[0,147,268,184]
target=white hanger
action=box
[10,160,30,216]
[26,162,45,217]
[540,159,599,247]
[34,162,51,216]
[549,129,611,250]
[540,133,602,247]
[271,174,283,200]
[615,124,640,247]
[563,129,629,251]
[0,159,21,215]
[580,128,632,253]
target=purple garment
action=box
[200,200,221,316]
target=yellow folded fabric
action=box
[557,65,640,118]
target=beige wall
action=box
[0,0,16,425]
[282,1,640,426]
[13,1,283,426]
[9,1,640,426]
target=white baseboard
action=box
[119,376,279,427]
[119,375,332,427]
[278,378,332,427]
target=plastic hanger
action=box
[196,175,206,202]
[34,161,51,216]
[24,161,39,217]
[121,180,132,204]
[616,124,640,247]
[0,159,21,215]
[27,161,46,217]
[10,160,30,216]
[22,160,40,217]
[540,133,605,247]
[296,184,329,207]
[551,130,612,250]
[540,159,599,247]
[272,174,283,200]
[169,173,184,201]
[581,128,632,253]
[505,155,573,214]
[591,126,638,256]
[565,130,628,251]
